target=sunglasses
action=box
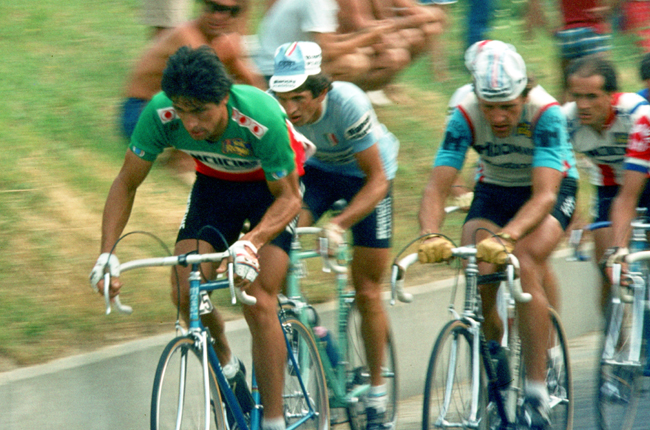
[203,0,242,16]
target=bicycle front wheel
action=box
[546,308,573,430]
[596,297,645,430]
[283,317,330,430]
[422,319,488,430]
[151,336,226,430]
[345,303,398,430]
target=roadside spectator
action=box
[122,0,265,181]
[417,0,455,80]
[525,0,613,103]
[142,0,192,39]
[334,0,444,101]
[254,0,423,94]
[621,0,650,53]
[466,0,494,47]
[638,52,650,101]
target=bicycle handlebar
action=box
[294,226,348,274]
[391,248,532,304]
[102,251,257,315]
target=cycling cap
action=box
[464,40,516,74]
[473,48,527,102]
[269,41,322,92]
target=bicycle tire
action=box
[282,317,330,430]
[422,319,489,430]
[596,296,645,430]
[151,336,226,430]
[545,308,573,430]
[345,303,398,430]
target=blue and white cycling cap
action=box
[464,40,516,74]
[473,48,527,102]
[269,41,322,92]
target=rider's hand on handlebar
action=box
[89,253,123,298]
[320,222,345,256]
[599,246,629,284]
[418,236,453,263]
[476,233,516,265]
[229,240,259,284]
[453,191,474,212]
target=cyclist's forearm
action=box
[610,194,637,248]
[100,179,137,253]
[332,176,388,231]
[501,192,556,241]
[242,172,301,249]
[419,166,457,234]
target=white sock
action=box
[366,384,387,412]
[222,354,240,380]
[262,416,286,430]
[525,380,549,405]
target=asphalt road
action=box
[387,331,650,430]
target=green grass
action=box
[1,0,648,369]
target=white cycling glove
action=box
[320,222,345,253]
[453,191,474,211]
[89,253,120,293]
[229,240,259,283]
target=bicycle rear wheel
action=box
[596,296,645,430]
[283,317,330,430]
[345,303,398,430]
[422,319,489,430]
[151,336,226,430]
[546,308,573,430]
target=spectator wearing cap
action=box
[638,52,650,102]
[418,43,579,430]
[269,41,399,430]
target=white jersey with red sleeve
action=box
[564,92,650,186]
[625,114,650,175]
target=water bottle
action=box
[313,326,339,367]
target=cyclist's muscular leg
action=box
[352,246,391,386]
[515,215,564,383]
[172,239,232,365]
[242,244,289,419]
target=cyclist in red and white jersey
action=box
[564,55,650,313]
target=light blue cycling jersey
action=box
[294,81,399,179]
[434,86,579,187]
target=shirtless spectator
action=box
[122,0,264,138]
[254,0,441,93]
[340,0,444,59]
[142,0,192,39]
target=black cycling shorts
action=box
[593,184,650,223]
[176,173,294,253]
[301,165,392,248]
[465,177,578,231]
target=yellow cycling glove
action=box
[476,233,516,265]
[418,236,454,263]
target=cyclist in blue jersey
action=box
[270,41,399,430]
[90,46,304,430]
[418,45,578,430]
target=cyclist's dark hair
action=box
[161,45,233,104]
[566,55,618,92]
[640,53,650,81]
[294,73,333,98]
